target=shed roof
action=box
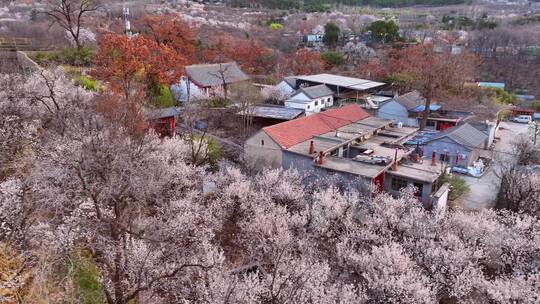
[295,74,385,91]
[185,62,249,87]
[283,77,297,88]
[263,104,371,148]
[237,106,304,120]
[291,84,334,99]
[146,107,182,120]
[427,123,488,149]
[393,91,425,110]
[478,82,505,90]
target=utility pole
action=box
[123,0,132,37]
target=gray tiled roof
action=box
[292,84,333,100]
[394,91,425,110]
[146,107,182,120]
[428,123,488,149]
[185,62,249,87]
[238,105,304,120]
[283,77,298,88]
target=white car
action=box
[513,115,532,124]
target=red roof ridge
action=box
[263,104,370,149]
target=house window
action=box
[391,177,408,191]
[315,101,319,106]
[261,140,265,146]
[307,105,311,109]
[426,120,436,127]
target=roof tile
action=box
[263,104,370,148]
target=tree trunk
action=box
[420,96,432,130]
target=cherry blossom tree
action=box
[1,69,539,304]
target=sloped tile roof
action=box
[427,123,488,149]
[291,84,334,99]
[263,104,370,148]
[185,62,249,87]
[146,107,182,120]
[394,91,425,110]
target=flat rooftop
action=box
[316,155,391,178]
[296,74,386,92]
[387,161,444,183]
[288,122,419,179]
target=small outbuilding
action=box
[146,107,182,138]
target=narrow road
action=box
[455,122,530,210]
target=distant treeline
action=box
[225,0,466,10]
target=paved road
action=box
[455,122,530,210]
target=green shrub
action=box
[191,135,223,168]
[207,137,223,166]
[498,109,512,121]
[531,101,540,112]
[440,173,470,201]
[155,85,175,108]
[269,23,283,30]
[31,47,93,66]
[208,98,228,108]
[69,250,105,304]
[493,88,517,105]
[75,75,98,92]
[321,51,345,66]
[367,20,400,43]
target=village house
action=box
[376,91,468,131]
[284,84,334,115]
[418,123,490,169]
[173,62,249,102]
[276,74,386,104]
[245,104,446,207]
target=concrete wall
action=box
[244,131,283,171]
[384,172,434,206]
[431,182,449,210]
[377,100,418,127]
[422,137,474,167]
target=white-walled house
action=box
[284,84,334,115]
[275,77,297,98]
[171,62,249,102]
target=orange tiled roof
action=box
[263,104,370,149]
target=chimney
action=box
[391,148,398,171]
[317,151,325,165]
[309,140,315,154]
[431,151,437,166]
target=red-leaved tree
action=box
[91,34,186,100]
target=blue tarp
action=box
[410,104,442,112]
[478,82,505,90]
[405,130,440,145]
